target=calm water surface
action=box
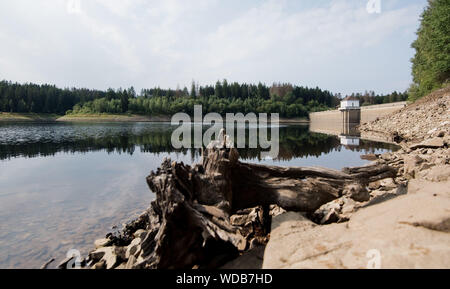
[0,122,398,268]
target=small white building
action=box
[340,96,360,110]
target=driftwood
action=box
[84,135,397,269]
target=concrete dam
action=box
[309,101,407,145]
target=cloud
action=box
[197,1,420,73]
[66,0,82,15]
[0,0,426,94]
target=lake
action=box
[0,122,398,268]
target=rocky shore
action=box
[53,87,449,269]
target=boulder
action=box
[264,182,450,269]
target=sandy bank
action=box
[0,113,60,122]
[56,114,172,122]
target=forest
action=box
[0,80,408,118]
[409,0,449,101]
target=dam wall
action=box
[309,102,407,125]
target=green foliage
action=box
[70,81,336,118]
[410,0,450,101]
[0,79,409,118]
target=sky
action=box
[0,0,428,96]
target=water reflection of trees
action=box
[0,126,398,161]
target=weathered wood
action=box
[85,135,398,269]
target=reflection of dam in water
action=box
[310,120,361,147]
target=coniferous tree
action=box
[410,0,450,100]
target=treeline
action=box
[0,80,130,115]
[1,79,409,118]
[0,80,338,118]
[409,0,449,101]
[346,91,408,106]
[72,81,340,118]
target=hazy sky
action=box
[0,0,427,95]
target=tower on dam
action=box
[339,96,361,123]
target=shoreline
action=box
[0,113,61,122]
[1,113,309,124]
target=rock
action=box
[380,153,392,161]
[263,182,450,269]
[89,246,124,269]
[404,155,425,178]
[125,238,142,259]
[418,165,450,182]
[94,238,112,249]
[410,137,445,150]
[313,197,358,225]
[379,178,397,191]
[344,184,370,202]
[365,185,407,207]
[319,205,340,224]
